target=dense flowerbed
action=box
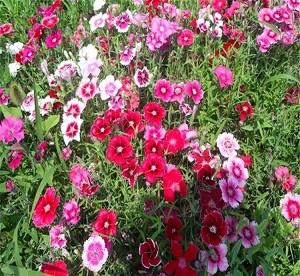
[0,0,299,275]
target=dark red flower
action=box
[121,158,142,187]
[35,140,49,162]
[144,139,164,156]
[93,209,117,236]
[200,210,227,246]
[163,128,185,155]
[196,164,216,186]
[163,168,187,202]
[200,189,225,217]
[104,108,121,124]
[235,101,254,122]
[139,238,161,269]
[41,260,69,276]
[106,135,134,166]
[121,110,144,138]
[192,149,213,172]
[90,117,112,141]
[240,154,253,168]
[143,102,166,126]
[164,241,199,276]
[32,187,60,228]
[165,217,183,241]
[142,154,166,184]
[285,86,300,104]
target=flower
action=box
[8,62,21,77]
[61,117,83,145]
[120,47,136,66]
[256,265,265,276]
[0,88,10,105]
[164,241,199,276]
[134,67,151,88]
[41,15,59,29]
[8,149,23,170]
[224,157,249,185]
[93,209,117,236]
[199,189,225,216]
[82,235,108,272]
[285,86,300,105]
[185,80,204,104]
[165,217,183,241]
[41,260,69,276]
[93,0,106,11]
[214,65,234,89]
[144,102,166,126]
[80,57,102,77]
[121,159,142,187]
[0,23,14,37]
[0,117,24,144]
[239,221,260,248]
[154,79,173,102]
[144,125,166,141]
[45,29,62,48]
[32,187,60,228]
[212,0,227,12]
[120,110,144,138]
[177,29,195,47]
[106,135,134,166]
[63,199,80,225]
[144,139,164,156]
[142,153,166,184]
[282,175,297,193]
[50,225,67,249]
[99,75,122,100]
[63,98,85,120]
[139,238,161,269]
[55,60,77,81]
[90,117,112,141]
[207,244,229,275]
[225,216,238,243]
[5,179,15,192]
[76,77,99,102]
[114,10,132,33]
[39,96,55,116]
[200,210,227,246]
[89,13,108,32]
[275,166,289,182]
[280,193,300,226]
[163,168,187,202]
[235,101,254,122]
[163,128,185,155]
[216,132,240,158]
[171,83,185,103]
[219,178,244,208]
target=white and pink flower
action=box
[280,193,300,226]
[89,13,108,32]
[55,60,77,82]
[99,75,122,100]
[39,96,55,116]
[239,221,260,248]
[224,157,249,185]
[217,132,240,158]
[219,177,244,208]
[76,78,99,102]
[63,199,80,225]
[114,10,132,33]
[134,67,151,88]
[120,47,136,66]
[63,98,85,120]
[207,244,229,275]
[49,225,67,249]
[61,117,83,145]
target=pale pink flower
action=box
[134,67,151,88]
[224,157,249,185]
[61,147,72,160]
[144,125,166,141]
[219,178,244,208]
[63,199,80,225]
[63,98,85,120]
[55,60,77,81]
[146,32,165,51]
[171,83,185,103]
[76,78,99,102]
[0,117,24,144]
[239,221,260,248]
[154,79,173,102]
[120,47,136,66]
[185,80,204,104]
[82,235,108,272]
[89,13,108,32]
[275,166,289,182]
[80,58,102,77]
[214,65,234,89]
[108,95,125,110]
[207,244,229,275]
[216,132,240,158]
[281,31,294,45]
[50,225,67,249]
[151,17,175,40]
[61,117,83,145]
[39,96,55,116]
[48,74,58,87]
[197,18,210,33]
[280,193,300,226]
[225,216,238,243]
[179,103,193,116]
[99,75,122,100]
[114,10,132,33]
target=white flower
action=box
[79,44,98,61]
[89,13,108,32]
[63,98,86,121]
[55,60,78,81]
[61,117,83,145]
[93,0,106,11]
[6,42,23,54]
[99,75,122,100]
[39,96,55,116]
[21,91,35,113]
[8,62,21,77]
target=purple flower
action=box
[207,244,229,275]
[239,221,260,248]
[219,178,244,208]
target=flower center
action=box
[104,221,110,229]
[244,228,252,239]
[289,202,299,216]
[233,167,241,177]
[151,110,157,116]
[209,225,217,234]
[44,204,51,213]
[242,106,249,112]
[117,146,123,153]
[100,127,105,133]
[178,257,187,269]
[151,165,157,171]
[192,88,198,95]
[161,87,167,94]
[175,88,181,95]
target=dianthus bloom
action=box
[275,166,289,182]
[144,102,166,126]
[55,60,77,82]
[214,65,234,89]
[163,128,185,155]
[33,187,60,228]
[219,178,244,208]
[45,29,62,48]
[139,238,161,269]
[5,179,15,192]
[154,79,173,102]
[216,132,240,158]
[225,157,249,185]
[280,193,300,226]
[82,235,108,272]
[41,260,69,276]
[134,67,151,88]
[50,225,67,249]
[163,168,187,202]
[239,221,260,248]
[142,153,166,184]
[225,216,238,243]
[99,75,122,100]
[63,199,80,225]
[185,80,204,104]
[93,209,117,236]
[90,117,112,141]
[235,101,254,122]
[0,117,24,144]
[177,29,195,47]
[207,244,229,275]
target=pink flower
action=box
[45,29,62,48]
[262,28,280,44]
[80,58,102,77]
[171,83,185,103]
[0,117,24,144]
[154,79,173,102]
[61,117,83,145]
[0,23,14,37]
[216,132,240,158]
[280,193,300,226]
[5,179,15,192]
[63,98,85,120]
[258,8,274,23]
[214,65,234,89]
[285,0,300,11]
[0,88,10,105]
[69,164,91,190]
[134,67,151,88]
[212,0,227,12]
[225,216,238,243]
[224,157,249,185]
[89,13,108,32]
[120,47,136,66]
[151,17,176,40]
[99,75,122,100]
[63,199,80,225]
[17,46,36,64]
[275,166,289,182]
[76,78,99,102]
[185,80,204,104]
[55,60,77,81]
[61,147,72,160]
[256,265,265,276]
[8,149,23,170]
[207,244,229,275]
[282,175,297,192]
[114,10,132,33]
[256,33,271,53]
[179,103,193,116]
[177,29,195,47]
[82,235,108,272]
[144,125,166,141]
[50,225,67,249]
[41,15,59,29]
[146,32,165,52]
[219,178,244,208]
[239,221,260,248]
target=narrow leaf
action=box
[9,82,26,106]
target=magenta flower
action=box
[185,80,204,104]
[219,178,244,208]
[0,117,24,144]
[5,179,15,192]
[274,166,289,182]
[0,88,10,105]
[177,29,195,47]
[144,125,166,141]
[239,221,260,248]
[8,149,23,170]
[134,67,151,88]
[154,79,173,102]
[45,29,62,49]
[207,244,229,275]
[49,225,67,249]
[63,199,80,225]
[225,157,249,185]
[171,83,185,103]
[214,65,234,89]
[225,216,238,243]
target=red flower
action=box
[144,139,164,156]
[165,217,183,241]
[199,189,225,216]
[285,86,300,105]
[143,102,166,126]
[121,158,142,187]
[41,15,59,29]
[196,164,216,186]
[200,210,227,246]
[240,154,253,168]
[235,101,254,122]
[163,168,188,202]
[163,128,185,155]
[192,149,213,171]
[104,108,121,124]
[139,238,161,269]
[93,209,117,236]
[164,241,199,276]
[8,149,23,170]
[121,110,144,138]
[90,117,112,141]
[0,23,14,37]
[41,260,69,276]
[142,153,166,184]
[33,187,60,228]
[106,135,134,166]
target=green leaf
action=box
[241,125,254,131]
[230,239,242,266]
[9,82,26,106]
[1,265,44,276]
[0,105,22,118]
[13,217,24,267]
[29,166,56,222]
[42,115,60,135]
[265,73,300,85]
[33,85,43,141]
